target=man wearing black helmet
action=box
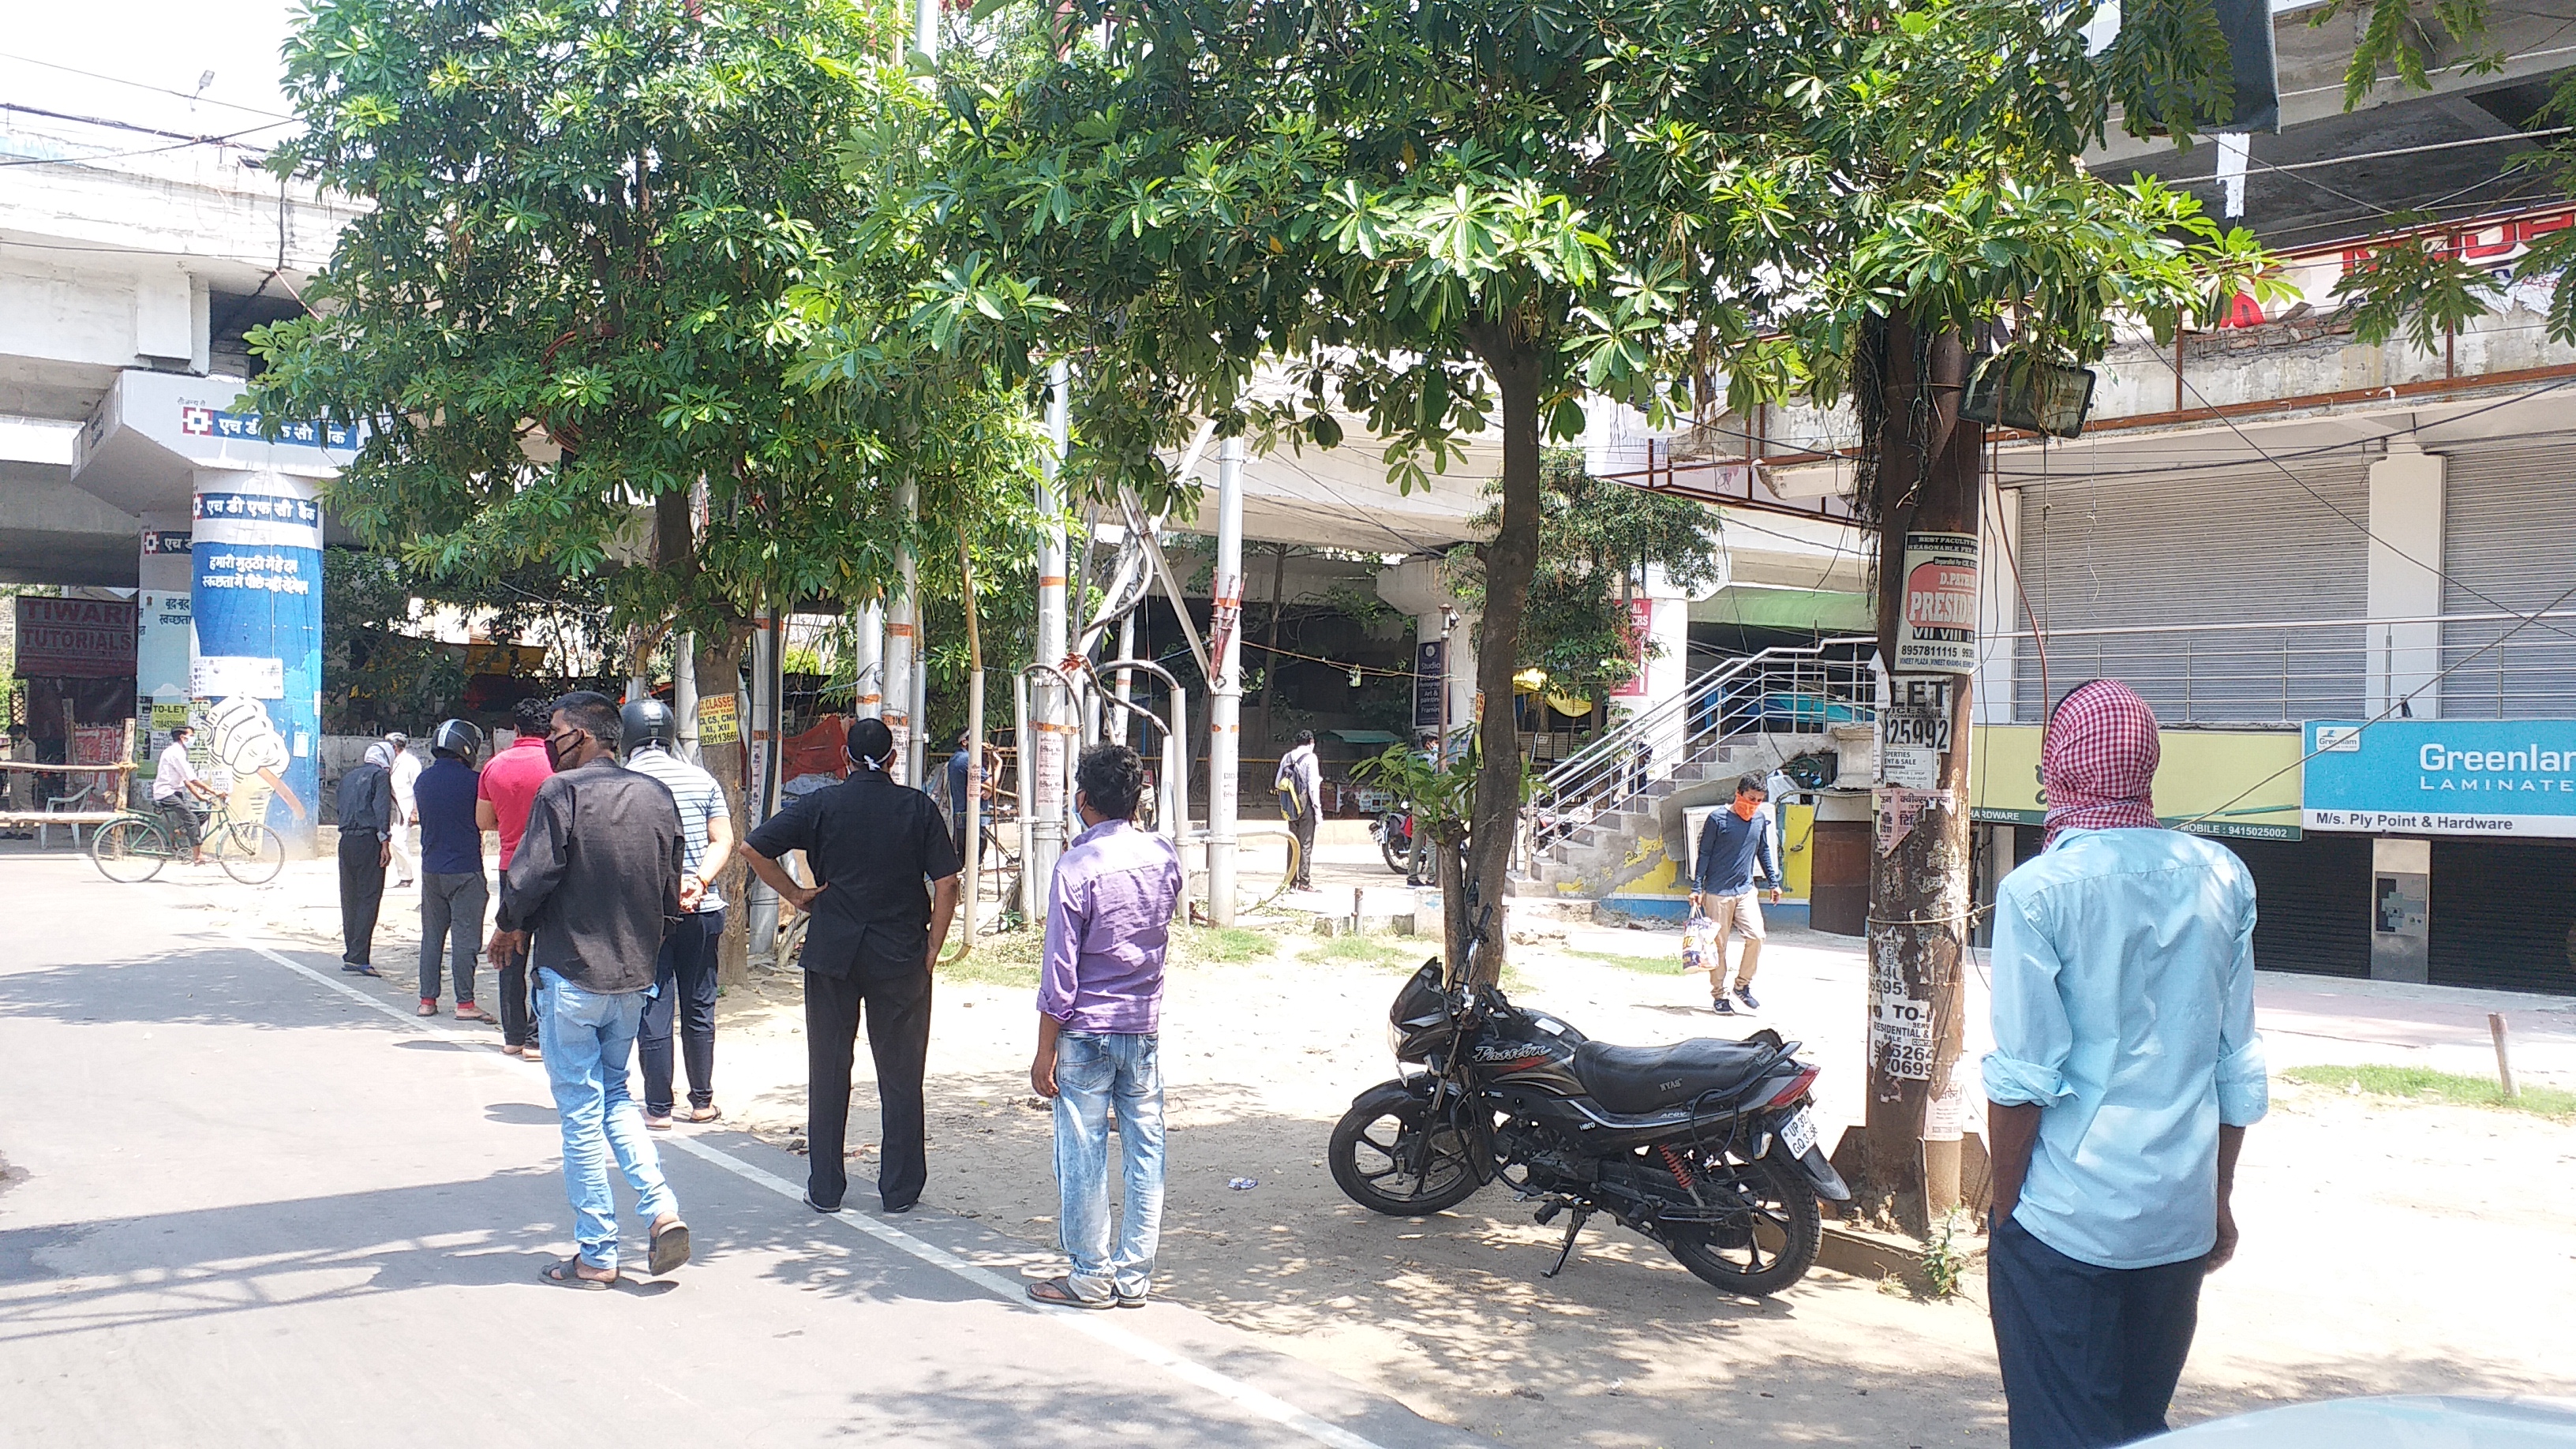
[742,716,960,1215]
[623,698,734,1129]
[414,719,493,1020]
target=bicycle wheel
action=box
[92,817,168,883]
[217,822,286,884]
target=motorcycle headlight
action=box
[1387,1020,1404,1058]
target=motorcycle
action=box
[1327,947,1850,1296]
[1372,809,1416,874]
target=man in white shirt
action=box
[621,700,736,1129]
[386,730,422,888]
[152,724,221,866]
[1271,729,1321,891]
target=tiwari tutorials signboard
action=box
[2303,720,2576,839]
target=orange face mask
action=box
[1732,796,1762,821]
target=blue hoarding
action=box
[2302,719,2576,839]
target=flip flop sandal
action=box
[540,1257,615,1290]
[1026,1276,1114,1310]
[455,1004,496,1023]
[416,1001,438,1017]
[648,1219,691,1277]
[687,1106,723,1124]
[341,963,380,977]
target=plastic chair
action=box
[40,781,97,848]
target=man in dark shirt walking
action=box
[744,717,960,1215]
[489,691,692,1288]
[1690,773,1783,1016]
[414,720,492,1020]
[336,742,395,975]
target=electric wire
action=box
[0,51,298,120]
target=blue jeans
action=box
[1051,1031,1165,1301]
[537,969,678,1271]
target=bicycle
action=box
[91,798,286,886]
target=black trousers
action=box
[337,834,386,966]
[1282,796,1316,889]
[804,967,932,1212]
[639,908,724,1116]
[498,944,537,1048]
[1990,1214,2204,1449]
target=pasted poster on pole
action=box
[1893,532,1979,674]
[695,693,739,745]
[1868,933,1936,1081]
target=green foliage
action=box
[1446,452,1721,702]
[1919,1208,1972,1300]
[247,0,1044,642]
[2284,1064,2576,1120]
[1314,933,1423,972]
[1350,737,1482,837]
[320,547,605,731]
[1562,946,1687,976]
[1174,924,1283,964]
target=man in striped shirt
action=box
[623,699,736,1129]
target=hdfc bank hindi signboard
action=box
[14,597,137,678]
[1894,532,1979,674]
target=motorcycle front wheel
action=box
[1661,1154,1822,1297]
[1379,823,1411,874]
[1329,1084,1483,1215]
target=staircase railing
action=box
[1531,637,1878,833]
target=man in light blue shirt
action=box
[1983,680,2267,1449]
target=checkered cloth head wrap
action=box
[363,741,395,769]
[2042,680,2160,844]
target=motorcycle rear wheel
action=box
[1329,1089,1483,1215]
[1661,1154,1822,1297]
[1379,828,1410,874]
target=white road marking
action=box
[247,943,1390,1449]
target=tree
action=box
[1444,452,1723,710]
[251,0,1046,974]
[883,0,2271,987]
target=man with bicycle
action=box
[152,724,220,867]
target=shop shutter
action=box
[2429,839,2576,994]
[2223,836,2371,979]
[2011,462,2371,724]
[2437,444,2576,720]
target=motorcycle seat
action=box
[1572,1037,1778,1115]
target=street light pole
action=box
[1208,432,1246,925]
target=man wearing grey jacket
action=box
[489,691,693,1288]
[335,742,395,975]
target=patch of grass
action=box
[1315,934,1424,972]
[1562,946,1686,976]
[1174,923,1282,966]
[2283,1064,2576,1120]
[943,928,1042,989]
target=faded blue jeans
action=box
[537,968,677,1271]
[1052,1030,1166,1303]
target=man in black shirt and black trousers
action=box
[744,717,960,1215]
[335,742,395,975]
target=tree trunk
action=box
[1853,312,1985,1237]
[1458,326,1544,983]
[696,624,754,986]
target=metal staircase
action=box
[1522,638,1877,895]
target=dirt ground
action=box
[204,850,2576,1447]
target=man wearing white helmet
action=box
[385,729,422,889]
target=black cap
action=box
[846,717,895,769]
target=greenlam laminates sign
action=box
[2304,720,2576,838]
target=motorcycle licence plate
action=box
[1778,1106,1818,1159]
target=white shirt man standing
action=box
[386,731,422,888]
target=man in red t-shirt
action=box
[477,695,557,1057]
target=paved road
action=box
[0,856,1488,1449]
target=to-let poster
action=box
[1893,532,1979,674]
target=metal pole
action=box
[888,479,919,787]
[674,631,700,766]
[1014,669,1036,922]
[910,618,930,790]
[1114,611,1139,747]
[1030,360,1073,904]
[960,530,985,946]
[747,609,781,957]
[854,598,885,720]
[1208,433,1246,925]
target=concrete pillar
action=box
[134,512,194,796]
[1975,483,2020,725]
[188,469,322,854]
[853,599,884,719]
[2368,442,2444,719]
[1207,435,1246,924]
[1375,557,1475,747]
[1631,564,1691,770]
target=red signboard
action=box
[14,597,138,679]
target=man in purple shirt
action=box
[1027,744,1183,1309]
